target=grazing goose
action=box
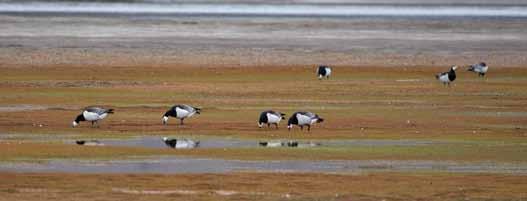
[162,104,201,125]
[287,111,324,131]
[435,65,458,86]
[317,65,332,79]
[75,140,103,146]
[467,62,488,77]
[72,106,114,128]
[258,110,286,129]
[162,137,200,149]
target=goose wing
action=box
[85,106,111,115]
[173,104,196,113]
[299,111,317,119]
[268,110,283,117]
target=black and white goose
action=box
[162,137,200,149]
[162,104,201,125]
[258,110,286,129]
[317,65,332,79]
[467,62,488,77]
[287,111,324,131]
[435,65,458,86]
[72,106,114,128]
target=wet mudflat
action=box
[86,137,443,148]
[1,134,444,148]
[1,157,526,174]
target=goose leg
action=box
[274,123,279,129]
[91,121,95,128]
[307,125,311,131]
[180,118,184,125]
[300,125,304,130]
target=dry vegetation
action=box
[0,172,526,201]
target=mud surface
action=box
[1,157,526,174]
[0,134,443,148]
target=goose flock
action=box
[435,62,489,86]
[71,63,489,147]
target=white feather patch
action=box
[266,113,281,124]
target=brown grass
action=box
[0,172,525,201]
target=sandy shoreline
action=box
[1,14,526,67]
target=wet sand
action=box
[1,14,527,67]
[2,157,527,174]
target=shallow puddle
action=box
[1,134,449,149]
[1,158,525,174]
[77,137,256,148]
[69,137,441,149]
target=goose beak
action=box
[72,121,78,128]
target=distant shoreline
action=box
[1,2,527,18]
[1,3,526,67]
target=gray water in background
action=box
[1,1,527,18]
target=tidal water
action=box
[1,1,527,18]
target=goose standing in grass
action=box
[317,65,332,79]
[72,106,114,128]
[435,65,458,86]
[258,110,286,129]
[162,104,201,125]
[467,62,488,77]
[162,137,200,149]
[287,111,324,131]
